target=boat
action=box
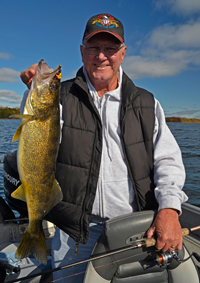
[0,151,200,282]
[83,205,200,283]
[0,151,55,283]
[0,196,55,283]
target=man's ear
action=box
[80,45,84,62]
[120,46,127,65]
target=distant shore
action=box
[166,117,200,123]
[0,107,19,119]
[0,107,200,123]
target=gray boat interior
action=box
[83,210,200,283]
[1,151,200,282]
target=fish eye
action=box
[50,82,58,91]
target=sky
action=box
[0,0,200,118]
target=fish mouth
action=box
[38,59,61,79]
[27,60,61,113]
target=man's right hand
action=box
[20,63,38,89]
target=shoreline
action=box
[166,117,200,123]
[1,117,200,123]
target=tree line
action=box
[1,107,200,123]
[0,107,20,118]
[166,117,200,123]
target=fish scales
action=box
[11,60,63,264]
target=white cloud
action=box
[123,20,200,79]
[168,109,200,117]
[0,53,13,59]
[147,22,200,50]
[0,90,22,104]
[155,0,200,16]
[0,68,20,83]
[123,55,186,79]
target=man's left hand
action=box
[146,208,182,251]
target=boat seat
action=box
[83,211,199,283]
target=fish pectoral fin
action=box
[11,184,26,202]
[12,123,23,142]
[9,114,35,119]
[12,115,36,142]
[46,180,63,214]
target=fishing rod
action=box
[0,259,20,274]
[4,218,29,223]
[5,225,200,283]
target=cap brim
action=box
[84,30,124,43]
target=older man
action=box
[20,13,188,283]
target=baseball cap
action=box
[82,13,124,43]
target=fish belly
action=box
[12,116,62,264]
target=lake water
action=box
[0,119,199,206]
[0,119,20,199]
[167,122,200,207]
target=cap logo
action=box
[92,14,119,29]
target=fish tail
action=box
[15,224,47,265]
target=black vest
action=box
[46,67,158,244]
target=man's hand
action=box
[146,208,182,251]
[20,63,38,89]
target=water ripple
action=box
[168,122,200,207]
[0,120,199,208]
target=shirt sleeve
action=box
[20,89,29,114]
[153,98,188,213]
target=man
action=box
[20,13,188,283]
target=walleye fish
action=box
[11,59,63,264]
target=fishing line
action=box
[5,248,145,283]
[5,225,200,282]
[52,251,145,282]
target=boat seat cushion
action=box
[90,211,184,281]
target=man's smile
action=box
[94,64,109,68]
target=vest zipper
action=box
[76,109,102,247]
[73,84,102,246]
[120,106,141,211]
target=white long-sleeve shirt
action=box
[20,67,188,221]
[82,66,188,220]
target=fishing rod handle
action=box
[144,228,190,247]
[144,237,156,247]
[181,228,190,237]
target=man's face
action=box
[80,33,126,89]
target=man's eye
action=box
[89,46,99,51]
[106,47,116,51]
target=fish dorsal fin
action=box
[11,184,26,202]
[43,179,63,216]
[12,115,36,142]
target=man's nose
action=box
[96,47,107,59]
